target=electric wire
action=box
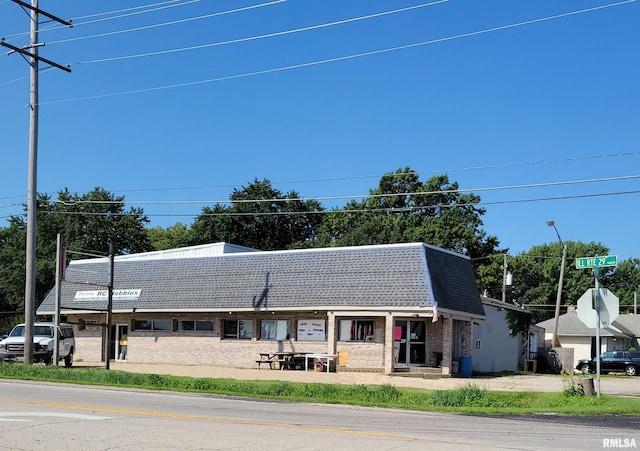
[1,2,637,222]
[37,0,636,106]
[4,187,639,221]
[65,0,201,25]
[77,0,450,64]
[1,0,202,40]
[44,0,287,46]
[25,189,640,219]
[60,151,640,196]
[1,151,638,208]
[47,174,640,207]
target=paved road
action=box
[0,380,637,450]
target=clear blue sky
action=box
[1,0,639,261]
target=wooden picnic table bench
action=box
[256,359,274,369]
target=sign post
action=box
[575,255,618,398]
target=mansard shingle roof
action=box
[38,242,484,317]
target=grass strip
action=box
[1,363,639,415]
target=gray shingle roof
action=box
[537,310,631,338]
[38,242,484,316]
[611,314,640,337]
[425,246,485,317]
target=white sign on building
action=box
[74,289,142,301]
[297,320,326,341]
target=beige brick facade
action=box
[68,311,473,374]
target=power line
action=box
[76,0,449,64]
[48,174,640,207]
[1,0,201,41]
[37,0,636,106]
[0,1,443,90]
[3,186,637,222]
[74,151,640,195]
[70,0,200,23]
[45,0,287,46]
[2,151,639,207]
[29,188,640,220]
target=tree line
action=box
[1,167,638,330]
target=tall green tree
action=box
[191,179,324,250]
[53,187,152,256]
[502,241,611,323]
[0,218,28,318]
[0,187,152,323]
[602,258,640,313]
[310,168,501,261]
[148,222,193,251]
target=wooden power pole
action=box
[2,1,71,363]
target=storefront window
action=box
[223,320,253,339]
[259,320,290,341]
[339,319,374,341]
[173,320,214,331]
[133,319,170,331]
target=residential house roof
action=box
[38,242,484,317]
[536,310,631,338]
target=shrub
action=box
[563,377,585,397]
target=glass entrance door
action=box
[109,324,128,361]
[394,320,426,366]
[116,324,128,361]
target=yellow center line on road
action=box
[1,398,422,440]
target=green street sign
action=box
[575,255,618,269]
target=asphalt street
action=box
[1,380,637,450]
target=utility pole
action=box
[2,1,71,364]
[105,243,115,370]
[547,220,567,348]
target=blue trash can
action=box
[459,356,472,377]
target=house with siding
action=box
[38,242,485,375]
[473,296,544,373]
[536,309,640,369]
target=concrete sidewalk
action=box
[77,361,640,396]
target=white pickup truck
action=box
[0,322,75,367]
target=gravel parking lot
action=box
[82,361,640,397]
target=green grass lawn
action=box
[1,363,639,415]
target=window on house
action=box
[173,320,214,332]
[223,320,253,340]
[133,319,170,331]
[338,319,374,341]
[259,320,290,341]
[475,339,481,349]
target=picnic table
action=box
[257,352,311,370]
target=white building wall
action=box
[473,304,521,372]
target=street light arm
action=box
[549,223,565,248]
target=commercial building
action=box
[38,242,485,375]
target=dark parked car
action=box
[576,350,640,376]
